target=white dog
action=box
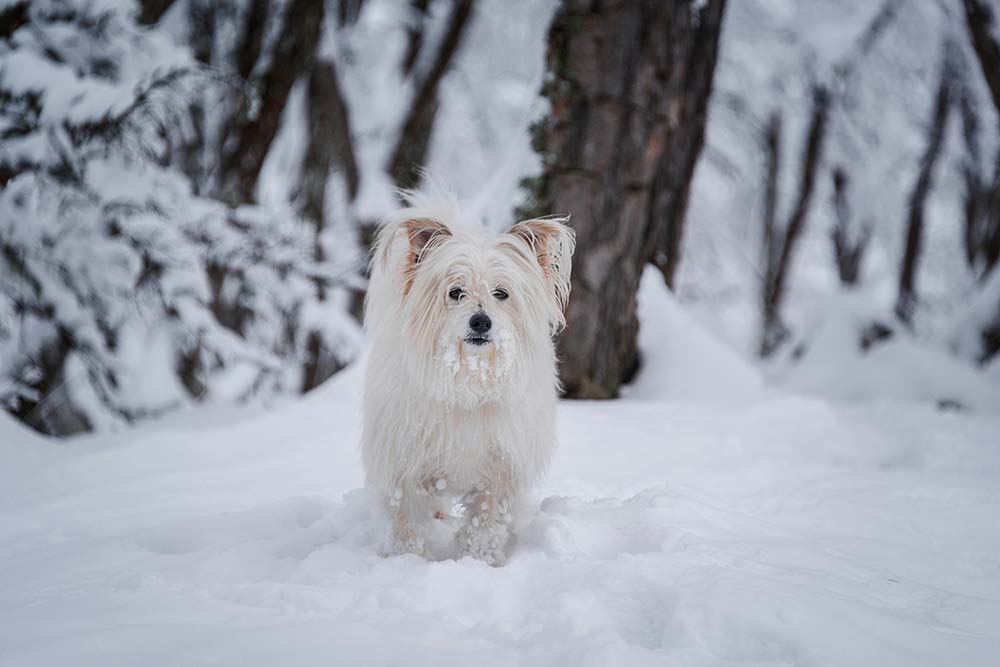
[361,192,574,565]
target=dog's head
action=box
[367,196,574,406]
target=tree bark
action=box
[527,0,727,399]
[646,0,727,289]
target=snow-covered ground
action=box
[2,274,999,666]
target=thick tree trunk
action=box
[527,0,726,399]
[646,0,726,289]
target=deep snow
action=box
[2,273,1000,666]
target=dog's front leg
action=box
[385,480,427,557]
[457,455,517,566]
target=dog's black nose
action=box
[469,312,492,334]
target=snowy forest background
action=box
[6,2,1000,664]
[3,0,1000,436]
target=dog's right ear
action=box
[373,217,451,294]
[375,217,451,269]
[401,217,452,265]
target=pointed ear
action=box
[375,216,451,268]
[391,217,451,294]
[401,217,451,262]
[508,216,576,317]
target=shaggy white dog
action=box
[361,193,574,565]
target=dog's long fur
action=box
[361,192,574,564]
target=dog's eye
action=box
[448,288,464,301]
[492,288,509,301]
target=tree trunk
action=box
[526,0,727,399]
[388,0,475,190]
[830,167,871,286]
[234,0,270,82]
[402,0,433,77]
[759,112,783,354]
[759,86,830,356]
[896,45,953,324]
[646,0,727,289]
[215,0,324,206]
[960,0,1000,361]
[297,59,360,392]
[960,0,1000,280]
[963,0,1000,115]
[297,61,360,236]
[137,0,177,25]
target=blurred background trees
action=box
[2,0,1000,434]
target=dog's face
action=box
[369,212,574,406]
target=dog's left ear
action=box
[508,216,576,321]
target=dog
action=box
[360,192,574,565]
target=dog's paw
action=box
[457,516,508,566]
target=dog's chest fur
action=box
[411,402,511,487]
